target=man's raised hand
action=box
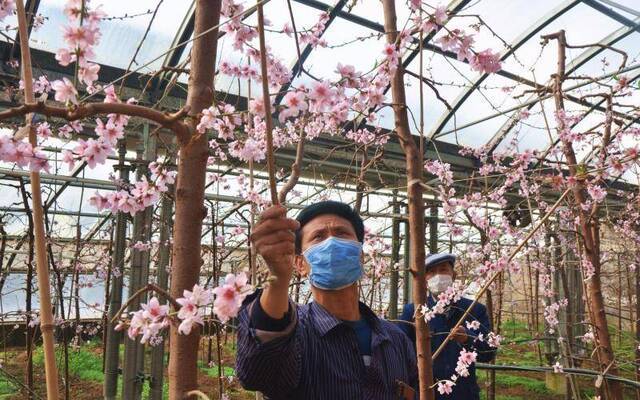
[250,205,299,282]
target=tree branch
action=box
[278,129,306,204]
[0,101,191,144]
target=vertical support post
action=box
[388,191,400,319]
[123,125,156,400]
[15,1,60,398]
[149,174,174,400]
[428,202,438,254]
[104,142,130,400]
[402,211,411,305]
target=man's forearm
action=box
[260,273,292,319]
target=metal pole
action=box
[104,142,130,400]
[428,202,438,254]
[402,206,411,305]
[388,191,400,319]
[149,166,174,400]
[123,125,156,399]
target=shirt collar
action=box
[309,301,391,344]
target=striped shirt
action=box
[236,291,418,399]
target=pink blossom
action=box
[89,191,110,211]
[465,320,481,330]
[212,272,252,323]
[36,122,52,138]
[308,81,334,111]
[279,91,308,122]
[282,22,293,37]
[73,138,113,168]
[29,149,50,173]
[79,62,100,86]
[51,77,78,104]
[0,0,14,20]
[433,5,448,25]
[437,380,455,395]
[95,118,124,144]
[469,49,502,73]
[587,184,606,203]
[553,362,564,374]
[176,284,211,335]
[55,48,75,66]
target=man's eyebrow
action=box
[306,226,328,236]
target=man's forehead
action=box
[428,261,454,271]
[301,214,355,233]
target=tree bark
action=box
[545,30,622,400]
[382,1,434,398]
[168,1,221,399]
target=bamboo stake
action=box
[433,188,571,360]
[256,2,278,205]
[15,1,60,398]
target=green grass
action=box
[198,361,236,378]
[494,396,525,400]
[493,374,551,394]
[32,341,171,398]
[0,379,17,398]
[33,342,104,383]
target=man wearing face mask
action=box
[398,253,495,400]
[236,201,418,399]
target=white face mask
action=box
[427,274,453,295]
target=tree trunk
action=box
[381,1,434,398]
[546,30,622,400]
[168,1,221,398]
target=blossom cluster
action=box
[410,4,502,74]
[0,0,15,20]
[121,272,253,345]
[89,162,175,216]
[55,0,105,88]
[0,135,50,172]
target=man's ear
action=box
[294,255,310,277]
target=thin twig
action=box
[109,283,180,324]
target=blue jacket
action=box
[398,297,495,400]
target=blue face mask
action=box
[303,236,363,290]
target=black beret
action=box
[295,200,364,254]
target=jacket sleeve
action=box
[235,291,302,397]
[465,302,496,363]
[398,303,416,346]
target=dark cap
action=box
[425,253,456,271]
[295,200,364,254]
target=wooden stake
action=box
[256,2,278,205]
[15,1,60,398]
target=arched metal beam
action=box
[486,9,640,154]
[3,0,42,62]
[273,0,349,107]
[427,0,582,140]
